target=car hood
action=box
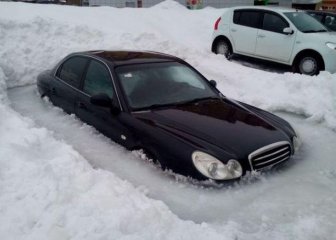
[133,98,291,158]
[304,31,336,42]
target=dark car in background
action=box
[308,10,336,31]
[37,50,300,181]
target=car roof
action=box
[229,6,301,13]
[79,50,180,66]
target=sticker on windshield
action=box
[124,73,133,78]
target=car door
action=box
[51,56,89,114]
[75,58,136,148]
[230,10,262,55]
[255,12,296,63]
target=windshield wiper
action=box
[178,96,220,105]
[303,29,327,33]
[133,96,220,111]
[133,102,181,111]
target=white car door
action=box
[230,10,262,55]
[255,12,296,63]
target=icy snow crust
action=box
[0,1,336,239]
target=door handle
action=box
[257,34,266,38]
[77,102,87,109]
[231,28,237,32]
[51,87,56,95]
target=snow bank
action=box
[0,2,335,129]
[151,0,187,10]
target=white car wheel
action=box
[216,40,231,58]
[299,56,318,75]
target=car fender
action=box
[212,10,236,53]
[289,32,335,65]
[130,113,240,179]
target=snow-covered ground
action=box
[1,1,336,239]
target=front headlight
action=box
[326,42,336,50]
[192,151,242,180]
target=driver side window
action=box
[262,13,289,34]
[83,60,115,98]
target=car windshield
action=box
[284,12,328,33]
[115,62,218,111]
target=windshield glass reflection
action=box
[116,62,217,110]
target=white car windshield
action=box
[284,12,328,33]
[116,62,218,110]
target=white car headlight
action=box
[326,42,336,50]
[192,151,242,180]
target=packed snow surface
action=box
[1,1,336,239]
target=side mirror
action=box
[283,27,294,35]
[90,93,112,108]
[209,80,217,87]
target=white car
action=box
[212,7,336,75]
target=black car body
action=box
[307,10,336,31]
[37,50,299,181]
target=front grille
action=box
[249,141,292,171]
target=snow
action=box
[0,97,230,240]
[7,85,336,240]
[0,1,336,239]
[152,0,188,10]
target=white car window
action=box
[284,12,327,33]
[233,10,262,28]
[262,13,289,33]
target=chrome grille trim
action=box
[256,156,290,170]
[249,141,292,171]
[254,152,290,167]
[253,146,289,161]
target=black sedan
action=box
[37,50,300,181]
[307,10,336,31]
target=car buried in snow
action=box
[37,50,300,182]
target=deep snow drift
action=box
[1,1,336,239]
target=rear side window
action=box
[262,13,289,33]
[233,10,262,28]
[83,60,114,98]
[58,56,88,88]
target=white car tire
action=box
[296,54,322,76]
[215,40,232,59]
[299,56,319,75]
